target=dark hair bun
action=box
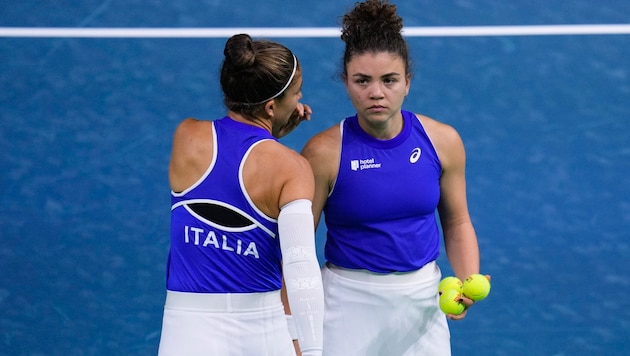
[223,33,256,69]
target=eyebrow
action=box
[351,72,401,78]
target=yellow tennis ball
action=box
[463,274,491,301]
[439,288,465,315]
[438,276,463,294]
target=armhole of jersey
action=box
[413,114,442,170]
[327,119,345,198]
[171,121,219,197]
[239,138,278,224]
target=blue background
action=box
[1,1,629,355]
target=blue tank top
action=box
[167,117,282,293]
[323,110,442,273]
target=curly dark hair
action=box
[340,0,411,77]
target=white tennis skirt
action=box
[158,290,295,356]
[322,261,451,356]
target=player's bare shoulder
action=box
[169,118,215,192]
[267,138,310,162]
[301,124,341,161]
[416,114,461,144]
[171,118,214,156]
[415,114,465,167]
[252,139,313,181]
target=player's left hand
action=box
[445,295,475,320]
[446,274,491,321]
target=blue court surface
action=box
[1,1,629,355]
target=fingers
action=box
[460,295,475,308]
[302,103,313,120]
[446,309,468,320]
[444,295,474,321]
[296,103,313,121]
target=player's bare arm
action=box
[301,125,341,227]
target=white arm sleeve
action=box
[278,199,324,356]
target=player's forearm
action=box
[443,222,480,280]
[279,199,325,355]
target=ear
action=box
[264,100,275,117]
[405,74,411,95]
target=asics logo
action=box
[410,147,422,163]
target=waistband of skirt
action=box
[325,260,438,284]
[164,290,282,312]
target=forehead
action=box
[288,69,303,89]
[347,51,405,75]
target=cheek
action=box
[278,98,296,117]
[346,86,362,100]
[287,95,299,108]
[282,102,297,119]
[287,99,299,116]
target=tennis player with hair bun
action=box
[301,1,484,354]
[158,33,324,356]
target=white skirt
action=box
[158,290,295,356]
[322,261,451,356]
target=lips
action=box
[368,105,386,112]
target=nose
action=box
[369,82,384,99]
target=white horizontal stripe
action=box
[0,24,629,38]
[402,24,630,36]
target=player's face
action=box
[271,70,303,128]
[344,52,410,137]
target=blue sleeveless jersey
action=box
[167,117,282,293]
[323,110,442,273]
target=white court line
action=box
[0,24,629,38]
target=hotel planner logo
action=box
[351,158,381,171]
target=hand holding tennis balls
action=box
[439,288,465,315]
[438,276,465,315]
[438,274,491,317]
[463,274,491,301]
